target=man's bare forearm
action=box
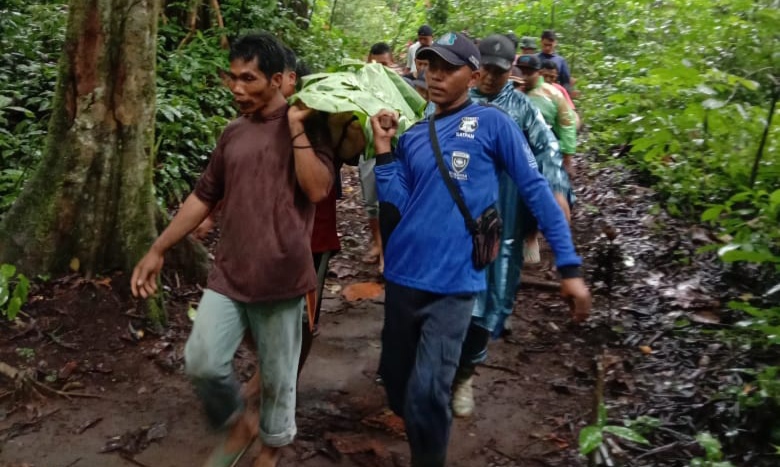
[290,129,332,203]
[151,193,213,254]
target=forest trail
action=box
[1,155,730,467]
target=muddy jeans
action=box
[184,289,303,447]
[379,281,475,467]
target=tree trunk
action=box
[283,0,312,29]
[0,0,208,324]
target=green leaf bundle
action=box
[290,60,427,158]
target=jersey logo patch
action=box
[458,117,478,133]
[451,151,470,180]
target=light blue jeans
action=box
[358,155,379,218]
[184,289,303,447]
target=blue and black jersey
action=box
[375,101,581,294]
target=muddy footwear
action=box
[524,236,541,264]
[500,315,514,337]
[452,376,475,418]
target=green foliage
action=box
[578,403,651,455]
[155,28,232,204]
[729,301,780,345]
[15,347,35,361]
[445,0,556,39]
[575,0,779,220]
[0,263,30,321]
[737,366,780,409]
[690,432,735,467]
[0,1,66,213]
[426,0,449,32]
[291,60,425,157]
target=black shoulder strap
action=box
[429,116,477,234]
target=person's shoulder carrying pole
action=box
[428,116,502,270]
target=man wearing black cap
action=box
[520,36,537,55]
[369,32,590,467]
[516,53,576,172]
[405,25,434,76]
[449,34,575,419]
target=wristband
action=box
[291,131,306,141]
[558,265,583,279]
[376,152,395,165]
[292,144,313,149]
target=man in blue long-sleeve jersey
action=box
[369,32,591,467]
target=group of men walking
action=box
[130,25,590,467]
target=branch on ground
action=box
[0,361,102,400]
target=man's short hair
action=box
[369,42,392,56]
[282,46,297,72]
[229,32,286,79]
[295,60,311,79]
[541,30,557,41]
[295,60,311,92]
[541,59,558,71]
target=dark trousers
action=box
[379,281,475,467]
[455,323,491,383]
[298,250,335,376]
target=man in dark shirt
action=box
[131,33,333,467]
[537,29,573,92]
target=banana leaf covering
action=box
[289,60,427,159]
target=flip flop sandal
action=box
[204,436,255,467]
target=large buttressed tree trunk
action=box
[1,0,161,278]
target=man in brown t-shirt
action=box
[131,33,333,467]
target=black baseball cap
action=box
[478,34,516,71]
[515,54,541,70]
[416,32,481,71]
[418,25,434,37]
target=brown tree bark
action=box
[177,0,228,49]
[283,0,312,29]
[0,0,208,324]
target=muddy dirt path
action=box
[2,164,607,467]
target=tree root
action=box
[0,361,103,400]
